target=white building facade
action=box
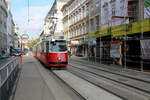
[0,0,7,55]
[6,3,15,54]
[13,24,20,50]
[41,0,69,40]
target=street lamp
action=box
[20,34,29,65]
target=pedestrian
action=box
[68,50,71,57]
[2,50,5,55]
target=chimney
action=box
[5,1,11,10]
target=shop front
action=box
[88,27,111,63]
[111,19,150,68]
[71,38,88,57]
[110,37,141,67]
[70,40,79,56]
[110,40,122,65]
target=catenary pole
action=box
[139,0,144,72]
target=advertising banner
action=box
[144,0,150,19]
[110,41,121,58]
[140,39,150,59]
[101,0,128,28]
[71,41,79,45]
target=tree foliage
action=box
[27,38,40,49]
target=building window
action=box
[95,16,99,30]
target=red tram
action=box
[33,38,68,68]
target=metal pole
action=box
[124,1,127,69]
[100,36,101,64]
[124,32,127,69]
[67,10,70,58]
[99,1,101,64]
[139,0,144,72]
[95,44,96,63]
[20,37,22,65]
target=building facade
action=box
[62,0,150,69]
[13,24,20,50]
[41,0,69,40]
[6,1,15,54]
[62,0,91,56]
[88,0,150,68]
[0,0,7,55]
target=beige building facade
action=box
[62,0,101,57]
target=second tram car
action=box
[33,37,68,68]
[32,45,37,57]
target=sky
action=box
[9,0,55,39]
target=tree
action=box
[27,38,40,49]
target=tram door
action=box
[46,41,49,57]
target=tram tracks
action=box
[68,61,150,100]
[69,61,150,88]
[35,57,86,100]
[70,59,150,83]
[52,70,123,100]
[49,70,87,100]
[37,57,150,100]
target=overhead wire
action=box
[27,0,30,38]
[28,0,30,23]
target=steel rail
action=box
[68,65,150,100]
[48,70,87,100]
[67,66,129,100]
[70,59,150,83]
[35,57,86,100]
[69,63,150,96]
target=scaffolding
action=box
[110,0,146,71]
[76,0,150,72]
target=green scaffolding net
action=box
[144,0,150,18]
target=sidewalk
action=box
[12,56,53,100]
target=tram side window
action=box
[51,42,67,52]
[46,42,49,53]
[41,42,44,53]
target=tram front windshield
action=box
[51,41,67,52]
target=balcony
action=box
[128,0,137,5]
[128,0,136,2]
[128,3,137,22]
[89,7,100,16]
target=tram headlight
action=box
[58,57,61,61]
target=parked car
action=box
[0,53,10,59]
[10,50,21,56]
